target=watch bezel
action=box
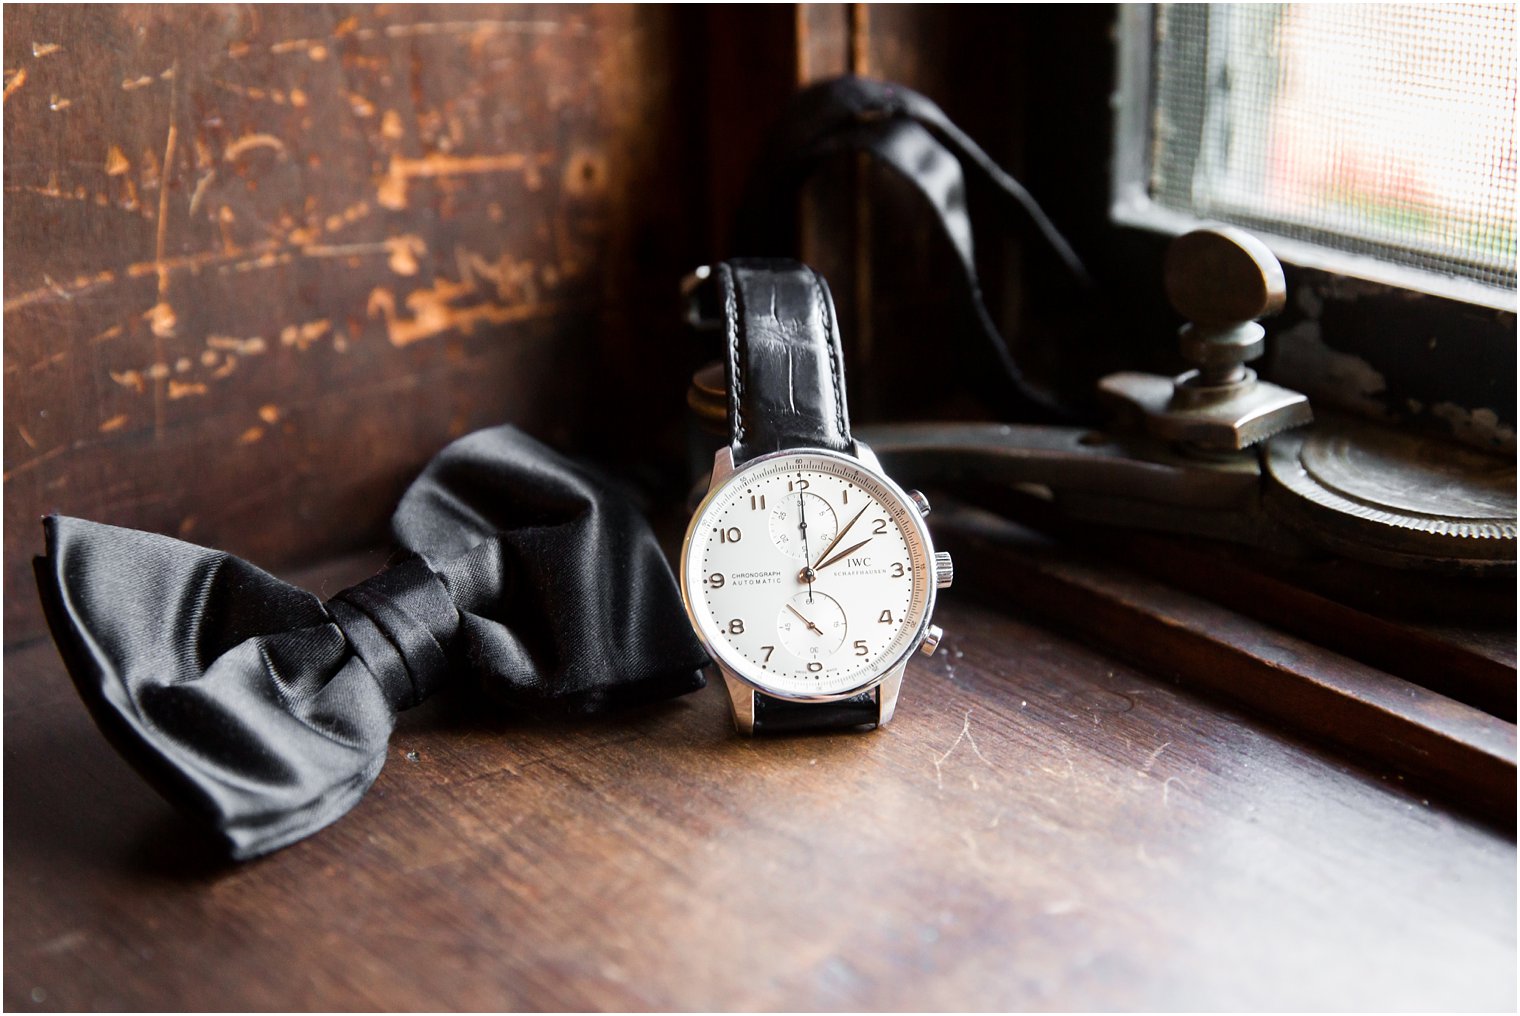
[679,445,938,704]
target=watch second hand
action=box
[798,492,814,603]
[786,603,824,636]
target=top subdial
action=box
[768,491,839,560]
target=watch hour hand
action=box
[816,537,872,573]
[812,504,869,569]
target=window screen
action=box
[1135,3,1516,297]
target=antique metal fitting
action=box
[1099,227,1312,451]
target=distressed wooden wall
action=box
[4,4,709,643]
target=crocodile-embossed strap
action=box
[715,259,854,466]
[752,689,879,734]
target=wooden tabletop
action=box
[4,546,1515,1011]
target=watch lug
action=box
[710,445,737,488]
[877,663,906,726]
[720,668,756,735]
[852,438,883,473]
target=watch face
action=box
[681,449,934,700]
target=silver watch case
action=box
[678,440,940,734]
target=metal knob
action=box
[1098,227,1312,451]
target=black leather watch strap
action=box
[752,689,879,734]
[704,259,876,735]
[715,259,854,465]
[734,76,1096,423]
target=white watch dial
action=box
[682,449,933,698]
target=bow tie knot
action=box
[326,556,459,711]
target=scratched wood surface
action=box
[4,542,1515,1011]
[3,4,707,644]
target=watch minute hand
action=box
[816,537,873,572]
[812,505,869,569]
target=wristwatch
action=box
[679,259,953,734]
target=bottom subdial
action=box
[777,590,848,660]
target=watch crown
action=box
[920,624,944,656]
[908,489,932,516]
[934,551,954,589]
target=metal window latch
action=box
[863,229,1515,575]
[1097,227,1313,452]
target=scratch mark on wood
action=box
[386,235,424,275]
[1137,741,1172,780]
[187,170,216,216]
[110,369,145,393]
[3,441,72,482]
[28,350,67,372]
[269,38,329,60]
[323,201,371,233]
[151,60,180,437]
[5,181,153,219]
[17,425,37,449]
[238,426,264,444]
[206,335,266,355]
[280,319,331,350]
[355,20,563,40]
[225,249,295,274]
[98,415,128,433]
[167,380,206,399]
[367,276,557,348]
[4,68,27,103]
[3,269,111,311]
[121,75,155,91]
[48,94,71,111]
[258,405,281,424]
[224,133,288,162]
[929,710,996,790]
[344,90,376,118]
[142,301,177,339]
[376,151,555,210]
[31,42,62,58]
[211,79,300,107]
[104,146,131,176]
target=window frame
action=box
[1110,4,1516,314]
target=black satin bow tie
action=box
[35,425,708,860]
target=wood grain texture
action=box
[931,504,1517,826]
[3,4,706,644]
[4,550,1514,1011]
